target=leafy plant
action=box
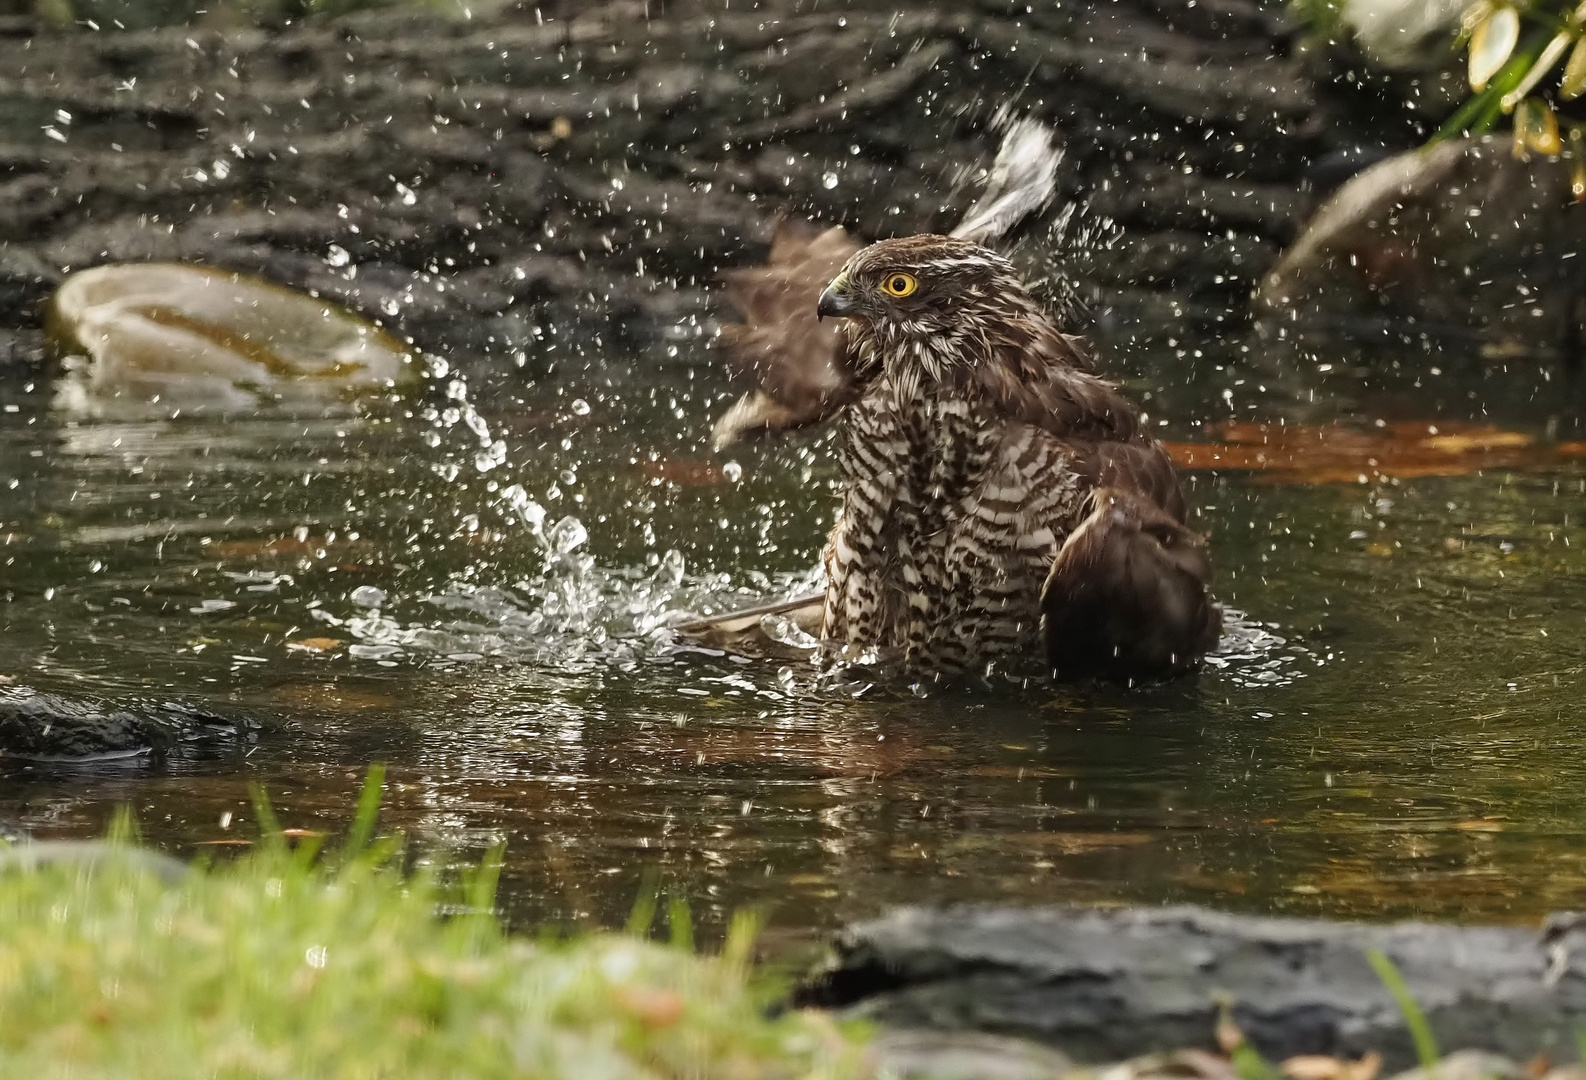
[1448,0,1586,191]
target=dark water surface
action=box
[2,329,1585,947]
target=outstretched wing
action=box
[712,120,1064,448]
[710,221,860,448]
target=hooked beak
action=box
[816,277,857,321]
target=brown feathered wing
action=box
[711,221,860,448]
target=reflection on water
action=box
[2,330,1586,947]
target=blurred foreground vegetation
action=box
[0,778,869,1080]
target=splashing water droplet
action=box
[822,172,839,189]
[722,461,743,483]
[500,484,546,529]
[547,516,588,555]
[655,548,685,588]
[350,585,386,608]
[761,613,819,650]
[326,244,351,268]
[570,398,591,416]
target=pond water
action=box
[1,320,1584,951]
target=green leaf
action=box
[1502,30,1574,109]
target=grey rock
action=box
[798,904,1586,1069]
[869,1028,1075,1080]
[0,0,1360,362]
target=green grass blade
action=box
[248,782,285,851]
[721,909,763,977]
[667,895,694,953]
[343,762,387,859]
[1365,947,1440,1069]
[626,875,660,937]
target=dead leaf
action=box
[1282,1053,1382,1080]
[1163,421,1586,485]
[1214,1008,1245,1055]
[280,829,324,839]
[287,637,343,653]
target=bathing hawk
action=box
[708,126,1220,680]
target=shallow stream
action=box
[1,322,1584,950]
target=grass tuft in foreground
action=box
[0,774,869,1079]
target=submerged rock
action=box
[0,688,257,761]
[799,904,1586,1068]
[46,263,423,416]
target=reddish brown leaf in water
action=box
[1163,420,1586,484]
[287,637,343,653]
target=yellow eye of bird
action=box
[880,273,918,298]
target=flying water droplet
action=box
[350,585,386,608]
[655,548,685,588]
[547,516,588,555]
[570,398,591,416]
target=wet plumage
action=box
[807,234,1219,678]
[708,125,1219,681]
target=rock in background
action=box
[0,0,1431,381]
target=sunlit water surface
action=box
[2,327,1585,951]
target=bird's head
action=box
[815,235,1024,341]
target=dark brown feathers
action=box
[1042,488,1222,679]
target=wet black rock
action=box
[799,904,1586,1069]
[0,0,1426,373]
[0,689,257,761]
